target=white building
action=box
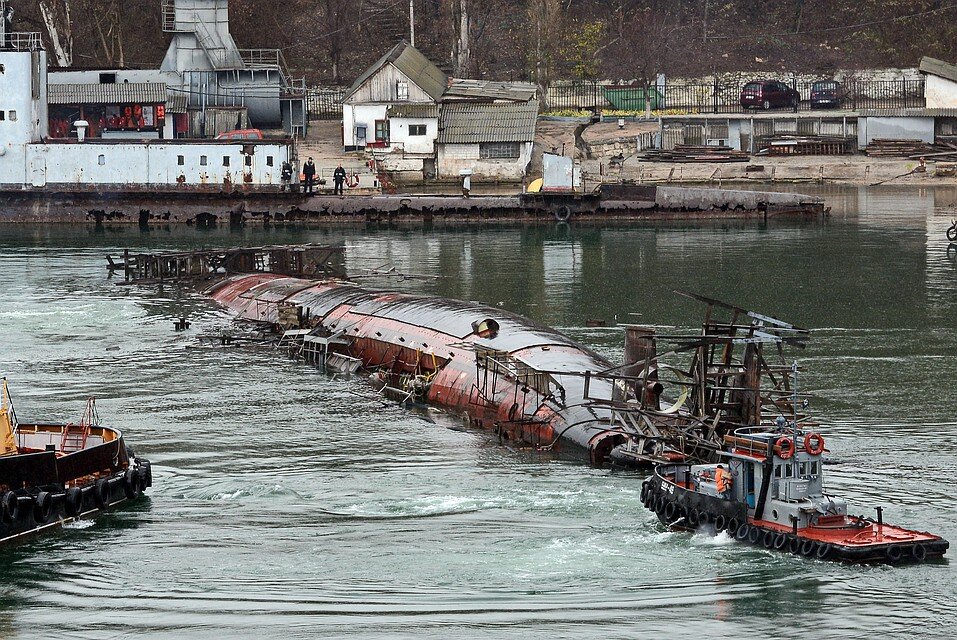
[342,42,540,181]
[436,101,538,181]
[341,40,447,175]
[920,57,957,109]
[0,19,289,191]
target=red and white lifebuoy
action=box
[347,174,360,188]
[804,432,825,455]
[775,436,795,459]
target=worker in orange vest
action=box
[716,465,732,496]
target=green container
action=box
[603,86,663,111]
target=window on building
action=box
[177,155,185,166]
[409,124,427,136]
[244,155,252,167]
[396,81,409,101]
[99,73,117,84]
[374,119,390,143]
[266,156,274,167]
[223,156,230,167]
[0,112,5,122]
[200,155,208,166]
[8,110,16,122]
[98,155,106,166]
[479,142,521,159]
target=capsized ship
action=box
[1,379,152,544]
[641,422,949,563]
[205,271,811,468]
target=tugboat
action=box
[0,378,153,544]
[640,419,949,563]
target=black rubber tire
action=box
[815,542,832,560]
[640,482,649,503]
[123,468,141,500]
[773,533,788,550]
[726,518,740,535]
[686,509,699,527]
[713,514,727,532]
[64,487,84,517]
[142,461,153,488]
[788,536,802,554]
[800,539,816,556]
[554,205,572,223]
[2,491,20,522]
[912,544,927,563]
[762,529,776,548]
[33,491,53,524]
[663,501,677,521]
[947,224,957,242]
[886,545,903,563]
[748,526,761,544]
[697,511,710,525]
[94,478,111,509]
[654,496,666,515]
[735,524,750,541]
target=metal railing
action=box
[546,78,926,114]
[306,86,346,119]
[161,0,177,32]
[238,48,284,69]
[1,32,42,52]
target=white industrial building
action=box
[0,13,289,191]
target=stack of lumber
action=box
[864,139,933,156]
[641,145,750,163]
[757,135,855,156]
[907,139,957,162]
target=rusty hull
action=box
[207,274,632,465]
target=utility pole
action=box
[409,0,415,47]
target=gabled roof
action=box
[919,56,957,83]
[443,79,538,103]
[437,101,539,144]
[345,41,448,102]
[48,82,169,105]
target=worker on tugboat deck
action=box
[715,464,731,496]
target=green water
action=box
[0,185,955,638]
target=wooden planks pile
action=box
[758,135,855,156]
[907,140,957,162]
[863,139,933,157]
[641,145,750,163]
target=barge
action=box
[0,184,826,225]
[0,379,152,544]
[641,423,948,563]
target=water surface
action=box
[0,185,955,638]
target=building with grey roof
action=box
[435,101,539,180]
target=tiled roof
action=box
[48,82,170,105]
[387,103,439,118]
[437,101,539,144]
[920,56,957,83]
[345,41,447,102]
[443,79,537,102]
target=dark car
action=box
[740,80,800,110]
[810,80,845,108]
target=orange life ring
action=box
[775,436,795,459]
[804,432,825,455]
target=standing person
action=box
[333,163,347,196]
[280,160,293,192]
[303,157,316,194]
[461,173,471,198]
